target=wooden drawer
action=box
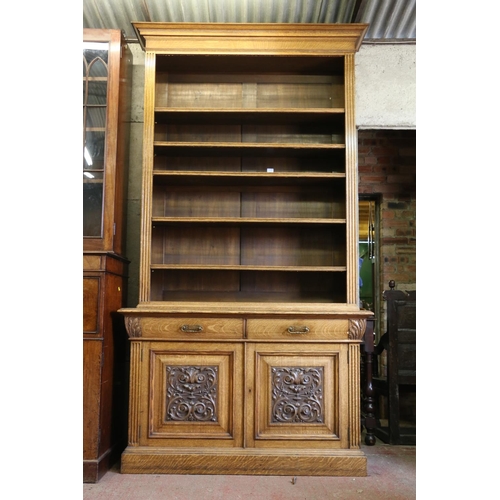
[139,317,244,339]
[246,318,349,340]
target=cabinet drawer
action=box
[246,319,349,340]
[140,317,244,339]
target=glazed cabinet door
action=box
[83,29,131,254]
[246,343,350,449]
[129,341,244,448]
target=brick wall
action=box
[358,129,416,420]
[358,129,416,296]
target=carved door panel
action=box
[137,342,244,447]
[246,343,349,449]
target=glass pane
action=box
[83,44,108,106]
[87,80,107,105]
[83,172,104,237]
[88,57,107,78]
[85,106,106,129]
[83,42,108,66]
[84,130,105,170]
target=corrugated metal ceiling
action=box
[83,0,416,43]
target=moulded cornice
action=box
[132,22,369,55]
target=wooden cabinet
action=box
[120,23,370,476]
[83,29,131,482]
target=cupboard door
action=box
[136,342,244,447]
[246,343,349,449]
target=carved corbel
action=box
[348,318,366,340]
[125,316,142,338]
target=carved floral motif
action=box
[165,366,218,422]
[271,367,324,423]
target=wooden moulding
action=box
[133,23,369,55]
[121,448,367,476]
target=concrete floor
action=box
[83,439,416,499]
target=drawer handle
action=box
[287,326,310,334]
[180,324,204,333]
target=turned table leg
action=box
[363,318,376,445]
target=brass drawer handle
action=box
[287,326,310,334]
[180,324,204,333]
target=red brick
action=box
[358,129,416,293]
[381,237,409,245]
[381,210,395,219]
[384,219,409,228]
[376,184,401,194]
[396,229,415,237]
[387,174,415,184]
[361,175,386,183]
[374,156,398,166]
[358,165,375,173]
[372,146,399,156]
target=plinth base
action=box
[121,447,367,476]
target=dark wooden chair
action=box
[372,281,416,445]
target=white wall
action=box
[355,43,416,129]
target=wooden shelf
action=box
[153,171,345,178]
[150,264,347,272]
[152,217,345,224]
[155,141,345,149]
[155,108,346,125]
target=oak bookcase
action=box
[120,22,371,476]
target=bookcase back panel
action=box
[151,225,345,268]
[154,156,240,171]
[242,124,343,145]
[154,270,241,297]
[159,82,243,109]
[154,124,344,145]
[152,185,346,219]
[153,187,241,218]
[241,227,345,267]
[154,55,345,76]
[149,270,346,303]
[256,82,343,109]
[154,155,345,173]
[241,156,345,174]
[241,271,345,294]
[152,226,241,265]
[156,74,344,110]
[155,124,241,142]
